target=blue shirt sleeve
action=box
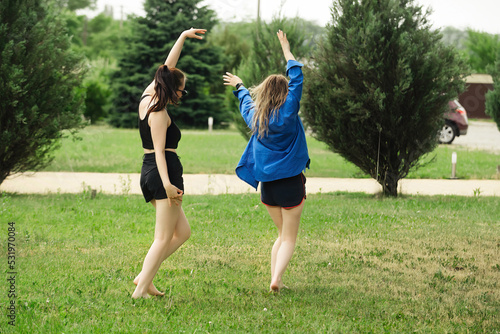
[286,60,304,102]
[233,88,254,129]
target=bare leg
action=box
[268,202,304,292]
[133,200,163,296]
[133,208,190,295]
[266,205,283,285]
[132,199,181,299]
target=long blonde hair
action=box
[249,74,289,138]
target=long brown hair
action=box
[147,65,186,115]
[249,74,289,138]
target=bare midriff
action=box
[143,148,176,154]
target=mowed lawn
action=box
[1,192,499,333]
[41,125,500,180]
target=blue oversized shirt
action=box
[233,60,310,189]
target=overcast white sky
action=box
[79,0,500,34]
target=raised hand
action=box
[277,29,295,62]
[277,30,290,52]
[223,72,243,88]
[165,28,206,68]
[182,28,207,40]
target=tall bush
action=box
[302,0,467,196]
[0,0,85,185]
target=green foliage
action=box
[55,0,96,11]
[208,22,253,73]
[0,0,86,185]
[84,13,132,60]
[485,53,500,130]
[229,17,323,139]
[62,9,86,50]
[63,11,130,124]
[82,59,115,123]
[62,10,131,60]
[110,0,230,128]
[302,0,468,196]
[440,26,467,50]
[465,30,500,73]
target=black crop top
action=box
[139,95,181,150]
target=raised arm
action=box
[277,30,295,62]
[223,72,254,128]
[164,28,207,68]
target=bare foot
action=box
[133,275,165,296]
[131,288,150,299]
[270,280,289,293]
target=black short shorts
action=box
[260,173,306,209]
[140,152,184,203]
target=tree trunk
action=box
[381,171,399,197]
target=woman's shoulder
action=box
[148,109,171,127]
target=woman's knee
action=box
[181,224,191,241]
[176,216,191,241]
[153,237,170,248]
[280,236,297,245]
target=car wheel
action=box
[439,122,456,144]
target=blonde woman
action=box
[132,28,206,299]
[223,30,310,292]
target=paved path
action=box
[452,120,500,152]
[2,172,500,197]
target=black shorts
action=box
[260,173,306,209]
[140,152,184,203]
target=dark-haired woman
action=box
[223,30,310,292]
[132,28,206,299]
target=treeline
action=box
[63,0,324,128]
[55,1,499,129]
[66,2,499,128]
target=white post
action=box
[451,152,457,179]
[208,117,213,133]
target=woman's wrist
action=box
[235,82,244,90]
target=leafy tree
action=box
[57,0,96,11]
[441,26,467,50]
[485,53,500,130]
[302,0,467,196]
[208,22,253,73]
[61,10,132,124]
[110,0,230,128]
[229,17,322,138]
[0,0,86,185]
[82,59,114,123]
[84,13,132,60]
[466,30,500,73]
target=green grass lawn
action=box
[42,125,500,179]
[1,192,499,333]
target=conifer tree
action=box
[110,0,229,128]
[0,0,85,185]
[302,0,467,196]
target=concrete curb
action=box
[1,172,499,197]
